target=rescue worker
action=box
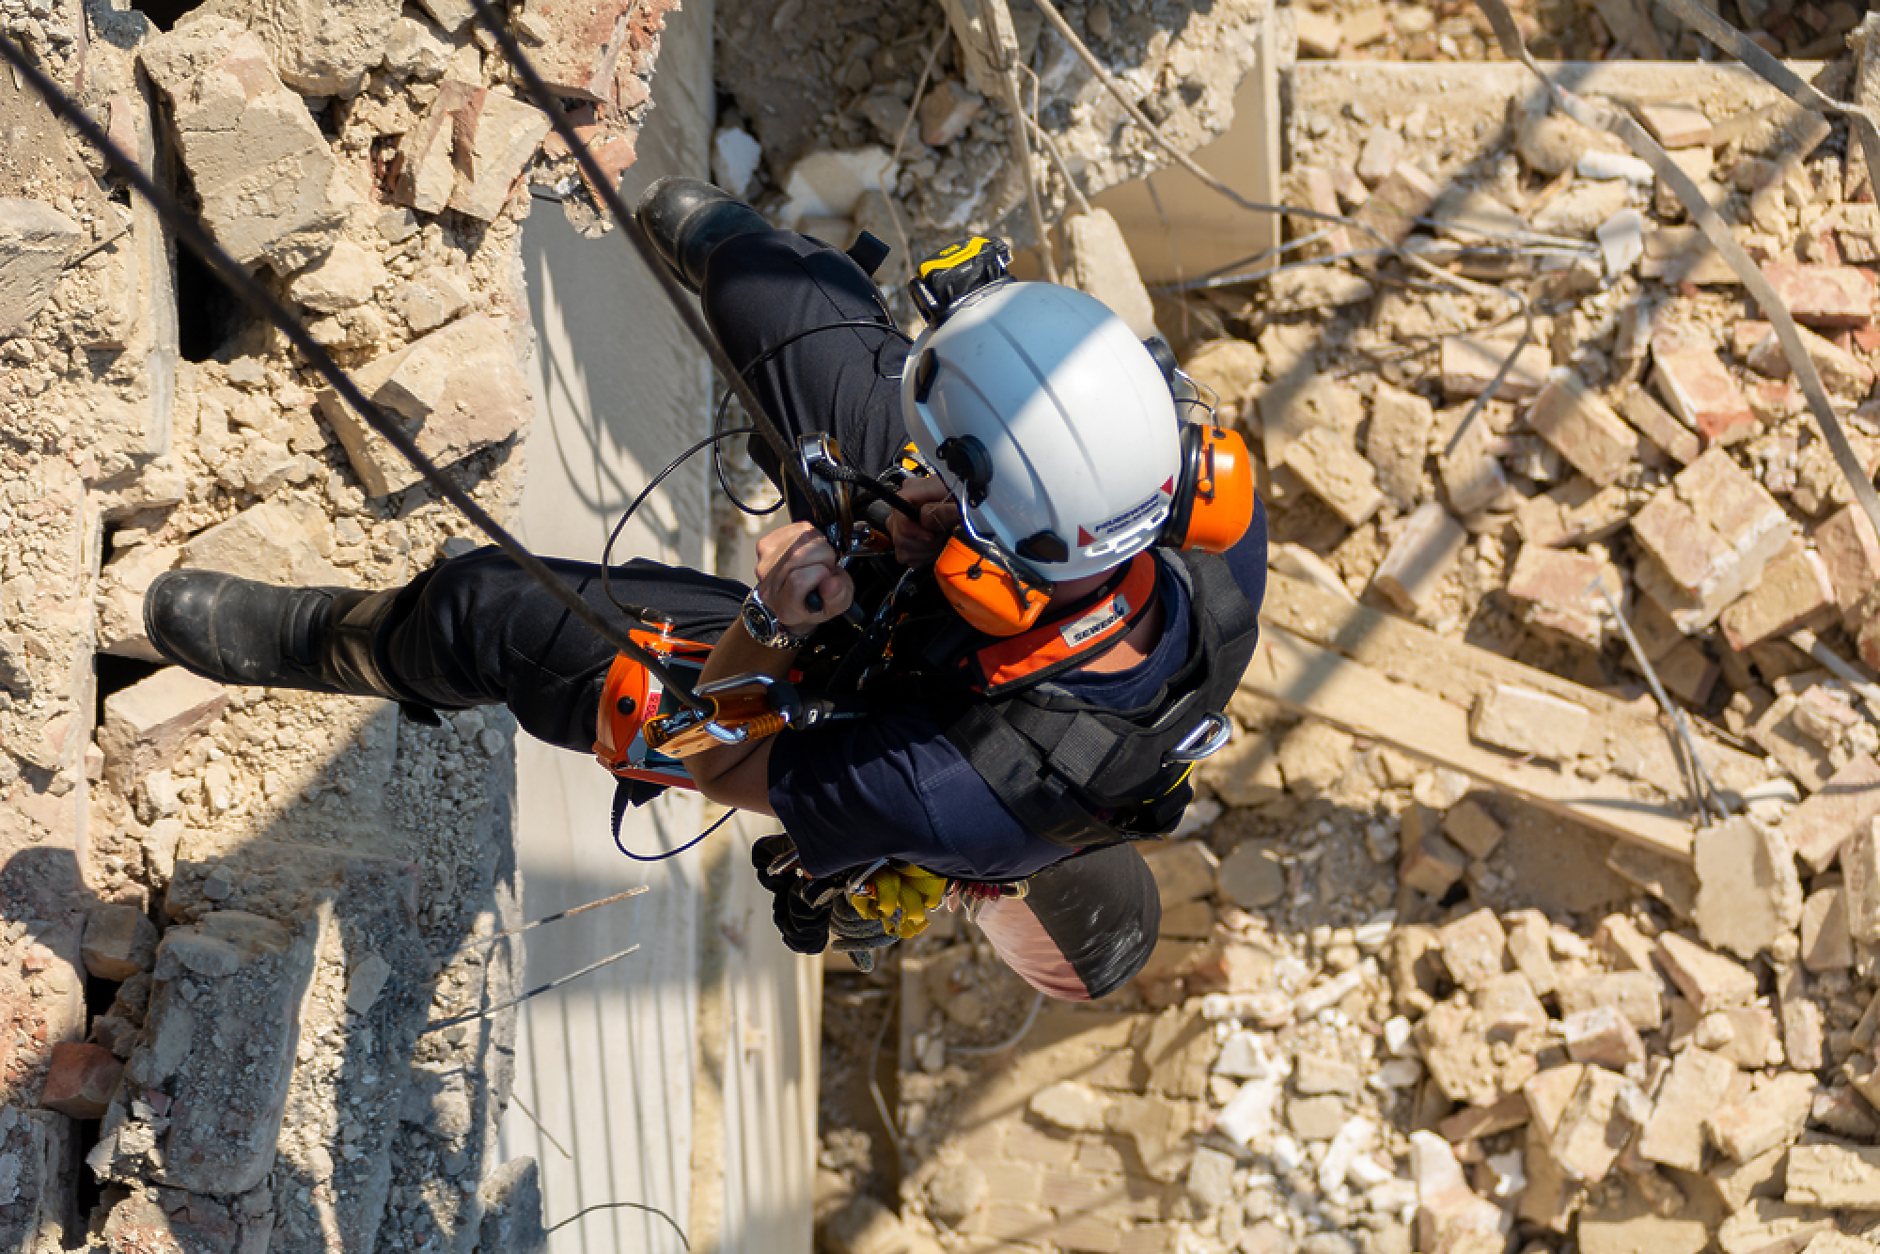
[142,178,1269,1000]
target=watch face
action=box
[741,598,774,642]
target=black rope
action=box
[0,32,718,716]
[599,426,755,619]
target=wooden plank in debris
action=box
[1245,625,1700,862]
[1259,572,1767,800]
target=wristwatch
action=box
[740,588,811,650]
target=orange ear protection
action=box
[934,533,1051,636]
[1161,420,1256,553]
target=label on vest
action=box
[1060,592,1131,650]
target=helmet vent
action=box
[936,436,993,506]
[913,349,938,403]
[1015,531,1068,564]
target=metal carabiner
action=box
[1164,713,1233,765]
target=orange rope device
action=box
[592,628,714,790]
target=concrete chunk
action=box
[0,198,82,337]
[1558,970,1665,1030]
[1281,427,1384,527]
[1469,683,1591,762]
[139,19,347,270]
[81,904,160,981]
[181,500,343,587]
[1436,908,1507,991]
[449,89,553,221]
[317,313,532,496]
[98,667,228,792]
[90,910,317,1194]
[197,0,403,95]
[1367,382,1433,510]
[1548,1065,1636,1183]
[1693,817,1804,960]
[1780,752,1880,870]
[1846,816,1880,945]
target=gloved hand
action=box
[846,864,949,939]
[829,897,899,973]
[751,835,842,956]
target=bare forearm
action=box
[682,620,794,811]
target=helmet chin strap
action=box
[954,491,1052,593]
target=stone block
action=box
[1141,841,1218,910]
[1784,1141,1880,1207]
[1557,971,1665,1030]
[1706,1073,1818,1162]
[1474,972,1547,1041]
[1813,506,1880,632]
[1281,427,1383,527]
[1400,828,1468,897]
[81,904,159,981]
[1371,503,1465,616]
[98,667,228,792]
[317,313,532,496]
[1638,1046,1735,1171]
[1505,543,1626,648]
[1514,477,1634,548]
[1762,262,1875,327]
[1368,381,1433,511]
[1469,684,1591,762]
[1547,1065,1636,1183]
[287,238,386,313]
[1436,913,1511,992]
[1801,888,1853,971]
[1630,448,1793,632]
[0,198,81,338]
[1718,541,1836,651]
[180,500,342,590]
[1437,413,1509,516]
[139,19,346,270]
[89,910,318,1194]
[1618,385,1701,465]
[1351,163,1441,259]
[1440,335,1551,399]
[395,80,479,215]
[1442,798,1505,860]
[1652,341,1757,445]
[449,89,554,221]
[41,1041,123,1119]
[1655,932,1757,1014]
[1846,816,1880,944]
[1692,817,1804,960]
[1638,102,1714,149]
[1526,371,1639,486]
[391,265,473,335]
[197,0,402,95]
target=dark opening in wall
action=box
[175,244,245,363]
[95,654,165,728]
[127,0,204,32]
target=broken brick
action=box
[1563,1006,1645,1071]
[1717,541,1837,651]
[1780,753,1880,870]
[1844,816,1880,945]
[1436,909,1509,991]
[1351,163,1441,260]
[1638,1047,1736,1171]
[1526,371,1639,486]
[1762,262,1875,328]
[1371,503,1466,617]
[1505,543,1626,648]
[1282,427,1384,527]
[1692,817,1804,960]
[1469,683,1591,762]
[1630,448,1793,632]
[41,1042,124,1120]
[1618,385,1701,465]
[1440,335,1551,399]
[1706,1073,1817,1162]
[1655,932,1758,1014]
[1813,505,1880,631]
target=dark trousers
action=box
[379,229,909,753]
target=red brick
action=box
[1652,346,1756,445]
[1718,540,1837,650]
[1631,449,1792,632]
[1814,505,1880,629]
[1762,262,1876,327]
[41,1041,122,1118]
[1736,319,1875,394]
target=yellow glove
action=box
[846,864,949,939]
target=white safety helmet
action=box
[901,281,1182,584]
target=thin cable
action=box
[613,809,736,863]
[600,426,756,618]
[422,944,642,1032]
[545,1200,689,1246]
[507,1092,574,1161]
[865,987,909,1184]
[951,990,1046,1055]
[0,33,715,717]
[713,396,783,517]
[451,886,650,955]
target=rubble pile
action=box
[855,24,1880,1254]
[0,0,670,1245]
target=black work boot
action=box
[144,570,420,707]
[637,177,773,293]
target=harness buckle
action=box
[1164,712,1233,766]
